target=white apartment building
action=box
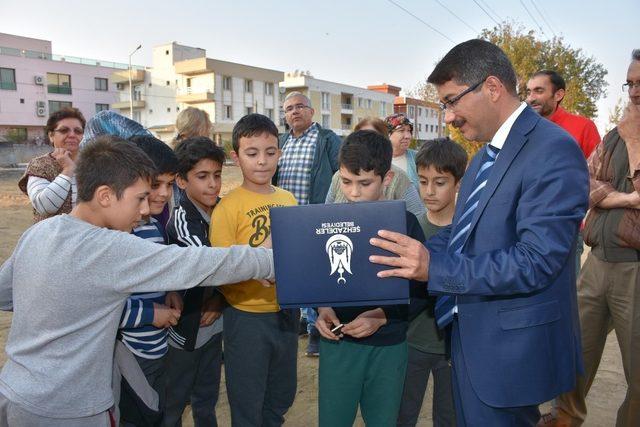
[0,33,122,143]
[280,71,396,136]
[112,42,284,144]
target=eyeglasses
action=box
[622,81,640,91]
[284,103,310,114]
[53,127,84,136]
[439,79,485,112]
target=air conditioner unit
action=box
[36,101,45,108]
[34,75,45,85]
[36,106,46,117]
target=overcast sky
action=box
[1,0,638,132]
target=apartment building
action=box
[112,42,284,144]
[0,33,122,144]
[368,84,445,144]
[279,71,396,136]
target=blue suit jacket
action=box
[427,105,589,408]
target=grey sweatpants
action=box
[0,392,111,427]
[223,306,299,427]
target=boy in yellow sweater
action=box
[210,114,298,426]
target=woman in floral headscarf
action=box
[385,113,419,187]
[79,110,151,148]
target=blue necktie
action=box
[434,144,500,329]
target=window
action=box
[321,92,330,110]
[418,124,422,132]
[0,68,16,90]
[380,101,386,117]
[225,105,232,120]
[148,82,152,88]
[418,107,422,116]
[430,125,434,133]
[322,114,330,128]
[265,108,274,120]
[94,77,108,91]
[47,73,71,94]
[149,109,153,114]
[176,106,180,112]
[6,128,27,142]
[358,97,363,108]
[246,107,254,115]
[48,100,72,113]
[20,98,24,104]
[166,81,170,86]
[245,79,253,93]
[408,105,415,116]
[367,99,372,109]
[96,103,109,113]
[265,82,274,95]
[223,76,231,91]
[167,107,171,113]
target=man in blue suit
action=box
[370,39,589,426]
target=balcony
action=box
[47,85,71,95]
[175,58,211,76]
[111,100,146,110]
[176,87,215,104]
[111,69,146,85]
[341,103,353,113]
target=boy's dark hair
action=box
[129,135,178,175]
[174,137,226,180]
[45,107,86,135]
[428,39,518,96]
[76,135,156,202]
[231,114,279,152]
[415,137,468,182]
[532,70,566,93]
[339,130,392,178]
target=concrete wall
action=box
[0,144,50,167]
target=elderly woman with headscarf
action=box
[18,108,86,222]
[386,113,419,187]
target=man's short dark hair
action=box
[76,135,156,202]
[339,130,392,178]
[428,39,518,96]
[532,70,566,93]
[129,135,178,175]
[415,137,468,182]
[232,113,279,152]
[174,137,226,180]
[632,49,640,61]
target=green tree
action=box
[606,97,625,134]
[481,22,608,119]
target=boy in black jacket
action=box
[164,137,226,427]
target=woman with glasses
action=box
[386,113,420,188]
[18,107,86,222]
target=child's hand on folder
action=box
[341,308,387,339]
[317,307,342,341]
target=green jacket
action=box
[276,123,343,204]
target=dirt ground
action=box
[0,167,626,426]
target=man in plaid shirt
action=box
[276,91,342,356]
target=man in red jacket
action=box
[526,70,601,159]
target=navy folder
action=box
[270,200,409,308]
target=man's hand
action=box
[341,308,387,339]
[316,307,342,341]
[369,230,430,281]
[200,295,224,327]
[152,303,181,328]
[619,103,640,145]
[165,291,183,312]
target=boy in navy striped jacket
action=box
[164,137,227,426]
[118,135,180,425]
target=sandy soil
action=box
[0,168,625,426]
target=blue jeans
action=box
[302,308,318,333]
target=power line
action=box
[478,0,503,22]
[529,0,558,37]
[519,0,548,38]
[433,0,479,34]
[385,0,456,44]
[471,0,500,26]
